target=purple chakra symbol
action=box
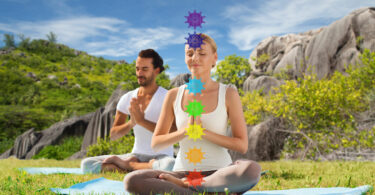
[185,10,205,29]
[185,32,205,50]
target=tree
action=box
[18,34,31,49]
[46,31,57,43]
[213,54,251,93]
[3,33,16,48]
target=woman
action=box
[124,34,261,194]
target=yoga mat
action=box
[50,177,372,195]
[50,177,129,195]
[19,167,83,175]
[244,185,372,195]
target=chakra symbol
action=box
[185,147,205,165]
[185,169,205,188]
[185,123,205,141]
[185,32,205,50]
[185,100,205,118]
[186,77,205,95]
[185,10,205,29]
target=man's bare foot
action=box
[159,173,188,188]
[103,156,121,164]
[147,159,156,168]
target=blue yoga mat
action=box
[50,177,372,195]
[51,177,129,195]
[19,167,83,175]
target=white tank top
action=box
[173,83,233,171]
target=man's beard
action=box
[138,75,154,86]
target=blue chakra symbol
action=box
[185,10,205,29]
[186,77,205,95]
[185,32,205,50]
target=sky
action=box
[0,0,374,78]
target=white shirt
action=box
[173,83,232,171]
[116,86,173,156]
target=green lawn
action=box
[0,157,374,194]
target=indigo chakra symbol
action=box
[185,32,205,50]
[185,10,205,29]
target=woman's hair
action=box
[200,33,217,53]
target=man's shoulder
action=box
[120,88,138,98]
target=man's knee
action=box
[81,157,102,174]
[153,156,175,171]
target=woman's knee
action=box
[123,169,155,192]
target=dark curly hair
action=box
[138,49,165,73]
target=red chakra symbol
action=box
[185,10,205,29]
[185,170,205,188]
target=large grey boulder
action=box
[80,84,128,151]
[243,76,283,94]
[229,117,289,161]
[249,7,375,80]
[0,113,93,159]
[170,73,190,88]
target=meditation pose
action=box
[123,34,261,194]
[81,49,175,174]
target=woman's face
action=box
[185,41,217,76]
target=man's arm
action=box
[110,111,135,141]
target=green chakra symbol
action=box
[185,100,205,118]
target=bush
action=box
[86,135,135,157]
[241,49,375,158]
[32,136,83,160]
[213,54,251,93]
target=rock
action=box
[80,84,128,150]
[0,113,93,159]
[48,75,57,80]
[73,84,81,89]
[68,149,87,160]
[248,7,375,80]
[116,60,127,64]
[170,73,191,88]
[26,72,38,81]
[228,117,289,161]
[60,76,68,86]
[243,76,283,94]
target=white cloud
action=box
[0,16,185,57]
[224,0,375,50]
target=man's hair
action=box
[138,49,165,73]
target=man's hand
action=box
[129,98,145,125]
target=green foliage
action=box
[46,32,57,43]
[242,49,375,158]
[32,136,83,160]
[213,54,251,93]
[0,38,170,154]
[3,33,16,48]
[86,135,135,157]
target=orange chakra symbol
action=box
[185,147,205,165]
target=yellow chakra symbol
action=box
[185,147,205,165]
[185,123,205,141]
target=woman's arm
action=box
[151,88,188,152]
[201,87,248,154]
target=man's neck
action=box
[138,82,159,97]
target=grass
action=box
[0,158,374,194]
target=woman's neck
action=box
[191,73,216,90]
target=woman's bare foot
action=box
[159,173,188,188]
[103,156,139,171]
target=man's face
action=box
[135,57,158,86]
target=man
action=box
[81,49,175,173]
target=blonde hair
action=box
[200,33,217,53]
